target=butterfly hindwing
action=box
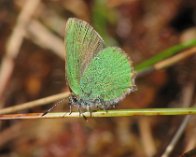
[65,18,105,95]
[79,47,135,102]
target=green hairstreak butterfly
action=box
[65,18,136,112]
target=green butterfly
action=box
[65,18,136,112]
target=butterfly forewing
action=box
[80,47,135,101]
[65,18,105,95]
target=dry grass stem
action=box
[0,92,70,115]
[26,20,65,59]
[155,47,196,70]
[161,81,195,157]
[0,0,41,99]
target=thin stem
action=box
[161,115,191,157]
[154,47,196,70]
[135,39,196,72]
[161,82,195,157]
[0,108,196,120]
[0,92,70,115]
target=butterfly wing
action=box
[80,47,135,102]
[65,18,105,95]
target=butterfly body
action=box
[69,93,125,111]
[65,18,136,111]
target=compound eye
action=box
[70,96,78,104]
[73,97,77,102]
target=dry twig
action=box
[0,0,41,100]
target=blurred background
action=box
[0,0,196,157]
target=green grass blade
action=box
[135,39,196,72]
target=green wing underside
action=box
[65,18,105,94]
[80,47,134,101]
[65,18,134,101]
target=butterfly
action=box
[65,18,136,113]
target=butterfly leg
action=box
[112,104,117,108]
[86,105,93,117]
[77,105,81,116]
[76,105,86,119]
[103,104,109,112]
[96,96,108,112]
[69,103,72,115]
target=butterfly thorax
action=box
[68,94,118,111]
